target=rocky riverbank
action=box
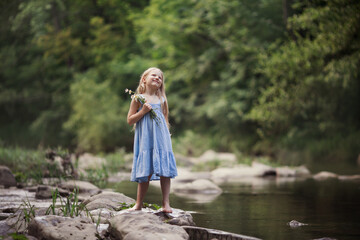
[0,165,260,240]
[1,150,360,240]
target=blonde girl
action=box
[127,67,178,212]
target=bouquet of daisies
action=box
[125,89,160,124]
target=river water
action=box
[109,177,360,240]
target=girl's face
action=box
[143,69,163,90]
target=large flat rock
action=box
[108,211,189,240]
[28,215,97,240]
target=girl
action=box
[127,67,178,213]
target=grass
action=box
[13,198,37,233]
[45,188,89,218]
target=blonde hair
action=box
[136,67,170,129]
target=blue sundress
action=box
[130,97,178,183]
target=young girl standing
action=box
[127,67,178,213]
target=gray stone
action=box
[155,208,196,226]
[108,211,188,240]
[338,175,360,181]
[59,180,101,195]
[89,208,115,224]
[35,185,69,199]
[28,215,97,240]
[287,220,308,228]
[0,220,14,236]
[313,171,338,180]
[83,191,135,211]
[0,166,17,188]
[211,162,276,183]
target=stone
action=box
[108,211,188,240]
[59,180,101,195]
[35,185,69,199]
[77,153,106,171]
[183,226,261,240]
[0,166,17,188]
[313,171,338,180]
[294,165,311,177]
[154,208,196,226]
[287,220,308,228]
[28,215,97,240]
[89,208,115,224]
[83,191,135,211]
[338,175,360,181]
[0,220,14,236]
[275,166,296,177]
[211,162,276,183]
[173,179,222,194]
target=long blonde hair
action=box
[136,67,170,129]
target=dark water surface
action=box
[108,177,360,240]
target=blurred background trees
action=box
[1,0,359,165]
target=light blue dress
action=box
[131,97,178,183]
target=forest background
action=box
[1,0,359,169]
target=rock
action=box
[0,166,17,188]
[154,208,196,226]
[28,215,97,240]
[211,162,276,183]
[59,180,101,195]
[77,153,106,171]
[294,165,311,177]
[338,175,360,181]
[313,171,338,180]
[173,179,222,194]
[89,208,115,224]
[275,165,311,177]
[35,185,69,199]
[108,211,188,240]
[0,188,58,215]
[183,226,261,240]
[0,220,14,236]
[83,192,135,211]
[287,220,308,228]
[276,166,296,177]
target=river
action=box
[108,177,360,240]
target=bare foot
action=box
[161,204,172,213]
[128,204,142,211]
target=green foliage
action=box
[247,0,360,161]
[64,72,127,152]
[116,202,135,211]
[1,0,359,165]
[80,165,109,189]
[0,147,61,184]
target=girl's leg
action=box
[132,175,152,210]
[160,176,172,213]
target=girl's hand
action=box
[141,102,152,114]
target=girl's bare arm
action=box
[127,99,152,125]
